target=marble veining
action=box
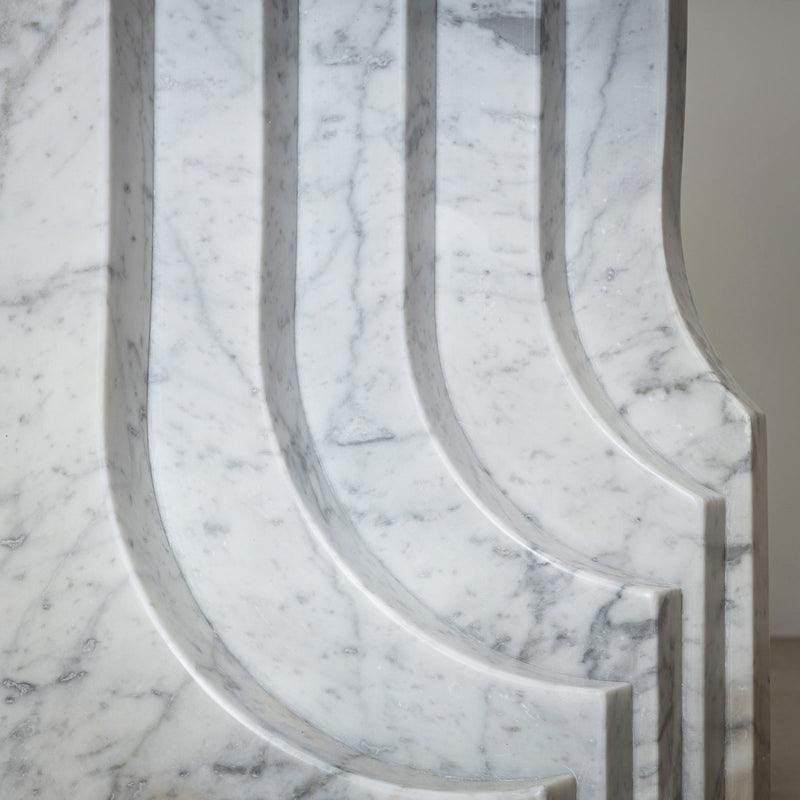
[0,0,768,799]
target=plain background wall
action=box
[682,0,800,635]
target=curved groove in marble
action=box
[401,5,679,605]
[260,117,623,693]
[282,10,672,768]
[104,0,385,785]
[404,191,673,618]
[405,198,676,795]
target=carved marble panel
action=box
[0,1,767,799]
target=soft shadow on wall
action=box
[682,0,800,636]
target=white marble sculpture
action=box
[0,0,768,799]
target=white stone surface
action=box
[0,1,767,799]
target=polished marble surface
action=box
[0,1,768,798]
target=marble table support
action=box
[0,0,768,799]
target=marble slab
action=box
[0,0,767,799]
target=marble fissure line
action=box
[146,0,627,795]
[558,0,768,795]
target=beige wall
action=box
[682,0,800,635]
